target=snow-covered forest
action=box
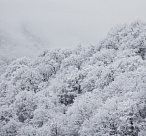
[0,21,146,136]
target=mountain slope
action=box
[0,21,146,136]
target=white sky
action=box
[0,0,146,50]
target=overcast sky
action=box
[0,0,146,51]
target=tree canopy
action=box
[0,21,146,136]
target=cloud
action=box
[0,0,146,57]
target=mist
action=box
[0,0,146,58]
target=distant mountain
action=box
[0,25,46,75]
[21,25,44,49]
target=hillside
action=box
[0,21,146,136]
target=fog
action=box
[0,0,146,57]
